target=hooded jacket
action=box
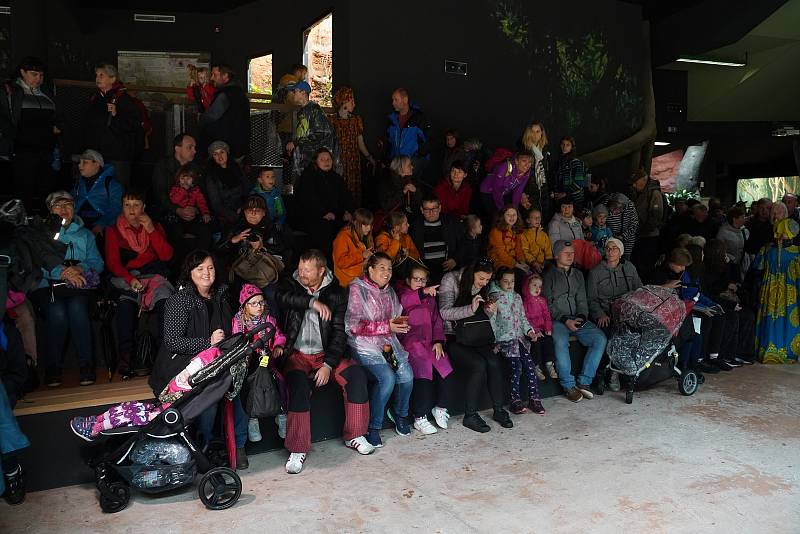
[487,228,524,269]
[345,275,409,366]
[542,263,588,322]
[72,164,123,229]
[586,260,643,321]
[480,158,530,210]
[332,226,372,288]
[546,213,583,246]
[386,104,431,160]
[521,277,553,333]
[38,216,104,289]
[487,281,533,343]
[251,184,286,226]
[395,280,452,380]
[0,77,58,158]
[277,268,348,369]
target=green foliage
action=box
[248,82,273,96]
[613,65,643,130]
[491,0,529,50]
[737,177,800,204]
[555,34,608,100]
[664,189,700,205]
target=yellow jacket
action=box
[519,227,553,266]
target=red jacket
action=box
[169,185,210,215]
[105,223,174,283]
[521,279,553,333]
[433,179,472,219]
[186,83,215,112]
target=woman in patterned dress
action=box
[328,87,376,206]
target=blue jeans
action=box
[361,360,413,430]
[551,321,607,389]
[196,397,248,449]
[39,294,93,374]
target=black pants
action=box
[701,312,736,358]
[116,297,165,370]
[446,335,504,414]
[411,368,454,418]
[13,150,53,213]
[530,335,555,366]
[631,235,660,281]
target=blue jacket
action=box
[251,184,286,226]
[73,164,123,229]
[38,216,105,289]
[386,105,431,160]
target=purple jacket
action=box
[395,281,453,380]
[479,159,531,210]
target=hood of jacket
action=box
[292,267,335,294]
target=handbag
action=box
[231,247,285,287]
[454,307,495,347]
[243,366,282,418]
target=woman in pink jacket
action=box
[395,265,454,435]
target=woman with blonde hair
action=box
[520,121,552,219]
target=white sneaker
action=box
[414,416,438,435]
[344,435,375,455]
[276,413,287,439]
[285,452,306,474]
[431,406,450,429]
[248,418,262,442]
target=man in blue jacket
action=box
[386,88,431,178]
[72,149,123,235]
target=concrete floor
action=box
[2,364,799,534]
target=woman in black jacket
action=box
[292,147,354,255]
[204,140,252,229]
[149,250,250,469]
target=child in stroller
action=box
[68,321,275,513]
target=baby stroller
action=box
[88,323,275,513]
[598,285,699,404]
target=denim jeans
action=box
[38,293,93,374]
[551,321,607,389]
[361,359,413,430]
[196,397,248,449]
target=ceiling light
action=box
[654,141,671,146]
[676,57,745,67]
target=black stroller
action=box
[596,286,699,404]
[89,323,275,513]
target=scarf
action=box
[115,215,150,254]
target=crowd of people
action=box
[0,56,797,498]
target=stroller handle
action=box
[248,321,276,351]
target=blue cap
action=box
[288,80,311,94]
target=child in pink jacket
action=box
[395,265,453,435]
[522,273,558,380]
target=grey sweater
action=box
[586,260,642,321]
[542,264,588,322]
[438,268,479,336]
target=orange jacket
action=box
[333,226,373,287]
[487,228,524,269]
[375,231,420,261]
[519,227,553,266]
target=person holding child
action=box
[395,265,453,435]
[488,268,545,415]
[168,164,213,249]
[332,208,375,288]
[186,66,215,114]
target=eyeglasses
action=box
[422,207,440,213]
[411,277,428,283]
[52,201,74,210]
[247,300,266,308]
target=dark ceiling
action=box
[70,0,256,13]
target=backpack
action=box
[484,148,514,173]
[91,87,152,153]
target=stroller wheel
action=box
[679,371,699,396]
[99,481,130,513]
[199,467,242,510]
[625,390,633,404]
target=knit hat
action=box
[45,190,74,209]
[592,204,608,217]
[669,248,693,267]
[552,240,573,257]
[688,236,706,248]
[208,140,230,156]
[239,283,263,308]
[605,237,624,256]
[79,149,104,166]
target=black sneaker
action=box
[45,373,62,387]
[722,358,742,368]
[462,413,490,433]
[492,408,513,428]
[697,360,720,374]
[79,366,96,386]
[2,464,25,505]
[118,368,133,381]
[710,359,735,371]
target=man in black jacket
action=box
[409,195,463,284]
[197,64,250,161]
[277,249,373,474]
[150,133,200,220]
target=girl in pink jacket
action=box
[522,274,558,380]
[395,265,454,435]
